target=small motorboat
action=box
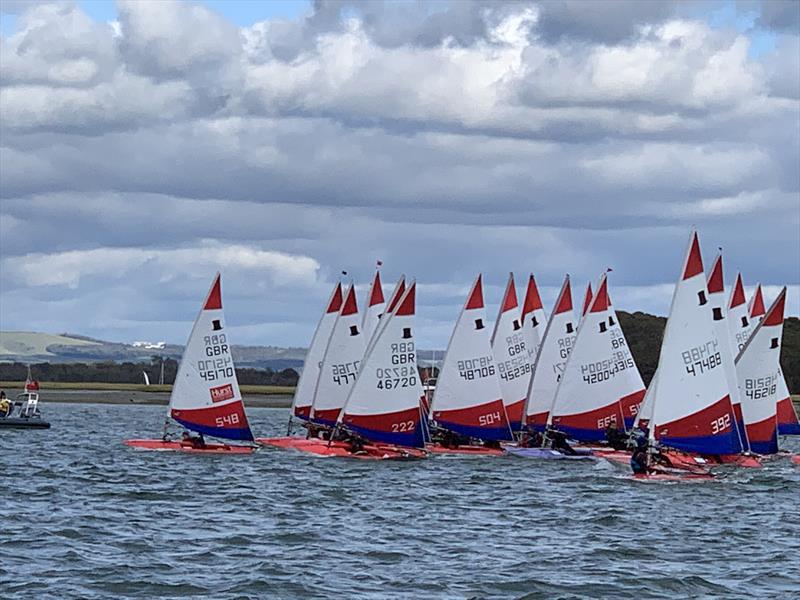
[0,374,50,429]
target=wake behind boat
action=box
[124,273,257,454]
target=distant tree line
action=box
[0,356,299,387]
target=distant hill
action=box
[2,314,798,392]
[0,331,305,371]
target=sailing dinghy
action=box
[490,273,530,431]
[641,231,745,469]
[124,274,256,453]
[524,275,576,432]
[429,274,511,454]
[309,284,365,426]
[291,282,343,423]
[735,287,792,455]
[548,273,646,441]
[706,253,750,451]
[271,282,427,459]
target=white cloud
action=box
[2,243,320,289]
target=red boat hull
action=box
[632,471,714,482]
[256,437,426,460]
[124,439,255,454]
[426,443,505,456]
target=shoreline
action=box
[26,389,293,408]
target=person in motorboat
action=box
[181,431,207,449]
[605,425,629,451]
[548,429,578,456]
[0,391,10,418]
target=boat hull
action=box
[506,447,594,460]
[256,437,426,460]
[124,439,255,454]
[0,418,50,429]
[426,443,505,456]
[631,471,714,482]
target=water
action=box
[1,402,799,599]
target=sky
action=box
[0,0,798,350]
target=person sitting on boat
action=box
[548,429,578,456]
[181,431,206,449]
[518,429,544,448]
[0,391,10,418]
[605,425,629,451]
[482,439,501,449]
[630,445,649,474]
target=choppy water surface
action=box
[1,402,799,599]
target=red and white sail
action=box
[291,282,343,420]
[706,253,749,450]
[490,273,529,430]
[549,274,645,439]
[310,284,365,426]
[648,231,741,455]
[431,274,511,441]
[524,275,576,431]
[339,282,425,447]
[365,275,406,358]
[727,273,752,354]
[581,282,593,319]
[735,288,788,454]
[521,274,548,370]
[169,274,253,441]
[748,283,765,320]
[361,268,386,347]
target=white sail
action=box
[431,274,511,441]
[524,275,576,430]
[490,273,529,430]
[521,274,548,371]
[727,272,752,354]
[361,268,386,348]
[735,287,787,454]
[706,253,749,450]
[340,282,425,447]
[291,282,343,420]
[648,231,741,455]
[310,284,365,426]
[549,274,645,440]
[169,273,253,441]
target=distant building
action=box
[132,341,166,350]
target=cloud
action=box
[2,242,320,289]
[0,0,797,349]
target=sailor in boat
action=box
[547,429,579,455]
[518,429,544,448]
[181,431,207,449]
[605,425,629,451]
[630,437,673,474]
